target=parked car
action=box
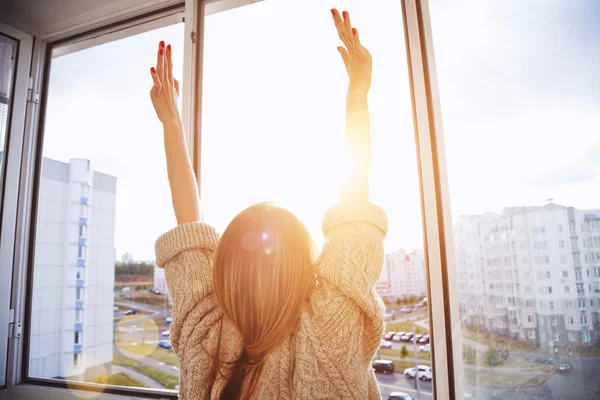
[419,344,431,353]
[158,340,172,349]
[400,333,414,342]
[418,335,430,344]
[557,360,573,373]
[403,365,432,380]
[380,340,393,349]
[384,331,397,341]
[124,309,138,315]
[411,334,423,343]
[372,360,395,374]
[388,392,414,400]
[392,332,405,342]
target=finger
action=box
[337,46,349,68]
[150,66,161,87]
[174,78,180,95]
[331,9,351,50]
[342,11,356,50]
[156,41,165,84]
[166,44,173,85]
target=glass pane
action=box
[29,22,183,391]
[429,1,600,399]
[202,1,430,398]
[0,34,18,198]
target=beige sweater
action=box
[155,200,388,399]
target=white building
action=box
[378,249,427,300]
[121,252,133,264]
[28,157,116,380]
[153,265,168,295]
[454,202,600,349]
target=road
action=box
[376,373,433,399]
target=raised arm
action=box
[332,9,372,202]
[150,41,200,224]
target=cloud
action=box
[531,142,600,188]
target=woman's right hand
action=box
[150,40,181,127]
[331,9,372,94]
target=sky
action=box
[39,0,600,261]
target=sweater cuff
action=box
[322,200,388,237]
[155,222,220,268]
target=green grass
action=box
[118,343,179,366]
[379,348,431,361]
[93,372,146,388]
[113,353,179,389]
[384,319,429,335]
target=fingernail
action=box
[159,48,164,56]
[160,40,165,48]
[167,44,171,52]
[352,27,357,35]
[151,67,156,74]
[331,9,335,16]
[343,11,348,18]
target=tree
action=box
[400,345,409,360]
[463,345,476,365]
[484,348,502,367]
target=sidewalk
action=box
[112,365,166,389]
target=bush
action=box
[484,348,503,367]
[400,345,409,360]
[463,345,476,364]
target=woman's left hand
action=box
[150,41,181,126]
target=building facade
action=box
[28,157,116,379]
[378,249,427,300]
[455,202,600,350]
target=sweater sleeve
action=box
[155,222,221,355]
[309,200,388,346]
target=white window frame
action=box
[1,0,465,399]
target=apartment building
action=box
[378,249,427,300]
[455,202,600,349]
[28,157,116,380]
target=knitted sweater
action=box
[155,200,388,399]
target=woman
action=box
[150,8,387,399]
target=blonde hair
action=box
[212,203,316,399]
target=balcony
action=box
[76,279,84,288]
[80,196,88,205]
[74,344,83,354]
[77,258,85,267]
[75,300,84,309]
[78,237,87,245]
[79,216,88,225]
[74,322,83,331]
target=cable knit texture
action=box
[155,200,388,399]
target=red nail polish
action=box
[167,44,171,52]
[151,67,156,74]
[343,11,348,18]
[159,48,163,56]
[352,27,357,35]
[160,40,165,48]
[331,9,335,16]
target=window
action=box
[549,301,554,310]
[525,286,531,293]
[527,315,534,323]
[563,271,568,278]
[565,286,571,293]
[580,315,588,325]
[429,0,598,397]
[74,331,82,344]
[0,33,18,193]
[26,17,185,389]
[551,315,557,326]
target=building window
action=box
[565,286,571,293]
[557,225,563,233]
[563,270,568,278]
[535,256,550,264]
[528,329,536,339]
[76,287,83,301]
[549,301,554,309]
[74,331,82,345]
[559,240,565,248]
[561,255,567,264]
[527,315,534,323]
[73,353,80,367]
[77,244,86,259]
[568,332,577,342]
[551,315,557,326]
[75,309,82,323]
